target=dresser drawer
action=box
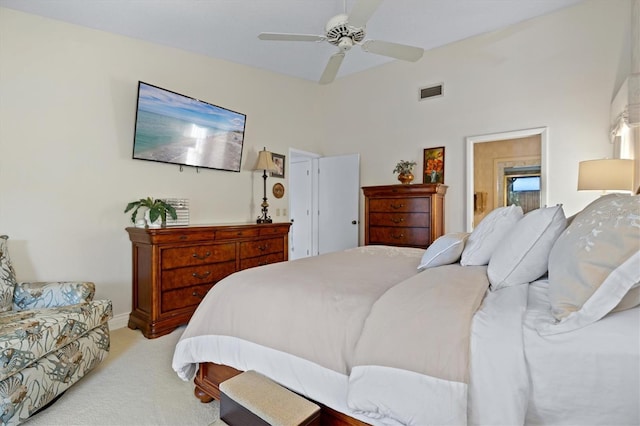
[161,261,236,291]
[259,225,291,236]
[161,283,213,312]
[368,198,430,213]
[240,238,284,259]
[368,212,429,227]
[240,253,285,270]
[368,226,430,247]
[148,230,216,244]
[161,243,235,269]
[216,228,260,240]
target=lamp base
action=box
[256,216,273,224]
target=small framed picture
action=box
[423,146,445,184]
[271,153,285,178]
[272,182,285,199]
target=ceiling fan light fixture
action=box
[325,14,366,46]
[338,37,354,51]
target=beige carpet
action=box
[24,326,221,426]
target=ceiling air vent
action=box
[419,84,443,101]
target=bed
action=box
[173,194,639,426]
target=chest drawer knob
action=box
[391,233,405,239]
[192,271,211,279]
[390,217,404,224]
[258,244,268,251]
[390,203,404,209]
[192,290,206,299]
[192,251,211,260]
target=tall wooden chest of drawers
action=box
[126,223,290,338]
[363,184,447,248]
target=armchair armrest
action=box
[13,281,95,310]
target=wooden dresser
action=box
[363,184,447,248]
[126,223,291,339]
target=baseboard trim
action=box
[109,312,129,330]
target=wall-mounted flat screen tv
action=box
[132,82,246,172]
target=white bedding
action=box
[524,279,640,425]
[172,248,639,425]
[468,283,530,425]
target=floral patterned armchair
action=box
[0,235,112,425]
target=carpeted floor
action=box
[24,326,221,426]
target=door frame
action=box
[466,127,548,232]
[289,148,321,258]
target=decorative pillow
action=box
[460,205,523,266]
[541,195,640,334]
[488,205,567,290]
[0,235,17,312]
[417,232,469,270]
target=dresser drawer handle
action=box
[192,251,211,260]
[258,261,268,266]
[192,291,206,299]
[192,271,211,279]
[258,244,268,251]
[391,233,405,239]
[390,218,404,224]
[390,203,404,209]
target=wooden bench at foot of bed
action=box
[194,362,370,426]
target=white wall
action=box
[318,0,633,233]
[0,8,322,321]
[0,0,633,323]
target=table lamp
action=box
[577,159,634,193]
[254,148,279,223]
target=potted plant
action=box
[124,197,177,228]
[393,160,417,184]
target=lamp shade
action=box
[577,159,634,191]
[254,150,278,172]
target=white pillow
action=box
[417,233,469,270]
[460,205,523,266]
[541,194,640,334]
[539,253,640,335]
[488,205,567,290]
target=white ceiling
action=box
[0,0,585,83]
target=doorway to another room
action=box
[288,149,360,260]
[466,127,548,231]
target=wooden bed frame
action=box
[194,362,370,426]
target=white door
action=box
[289,159,313,260]
[318,154,360,254]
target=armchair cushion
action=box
[0,236,17,313]
[13,281,95,311]
[0,299,112,382]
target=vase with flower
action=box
[393,160,417,184]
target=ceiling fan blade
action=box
[348,0,383,28]
[319,52,345,85]
[258,32,326,42]
[361,40,424,62]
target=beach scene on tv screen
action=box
[133,83,245,171]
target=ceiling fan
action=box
[258,0,424,84]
